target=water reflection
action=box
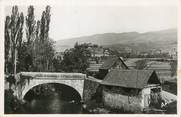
[23,83,82,114]
[24,92,82,114]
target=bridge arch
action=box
[14,72,86,101]
[23,82,82,101]
[22,79,83,100]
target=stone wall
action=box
[102,88,143,112]
[83,78,100,102]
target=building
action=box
[54,51,64,59]
[103,49,110,57]
[101,69,162,112]
[169,47,177,60]
[90,47,104,58]
[86,62,103,77]
[144,60,175,83]
[98,56,128,79]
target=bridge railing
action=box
[16,72,86,80]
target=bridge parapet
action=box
[16,72,86,80]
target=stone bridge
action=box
[13,72,86,101]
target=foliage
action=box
[4,16,11,73]
[60,42,91,73]
[26,6,36,44]
[4,5,57,114]
[33,6,55,72]
[135,59,147,69]
[33,38,55,72]
[5,5,55,73]
[40,6,51,41]
[52,55,62,72]
[4,6,24,75]
[4,89,23,114]
[5,75,16,89]
[22,6,36,71]
[31,84,56,97]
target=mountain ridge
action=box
[55,28,177,52]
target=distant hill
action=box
[55,28,177,53]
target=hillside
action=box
[55,29,177,52]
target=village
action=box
[53,44,177,114]
[5,41,177,114]
[4,5,177,114]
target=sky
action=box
[5,2,177,41]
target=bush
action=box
[4,89,23,114]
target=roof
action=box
[101,69,160,89]
[125,58,143,68]
[99,56,128,70]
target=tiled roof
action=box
[101,69,160,89]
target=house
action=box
[144,61,175,83]
[54,51,64,59]
[86,62,103,77]
[103,49,110,57]
[169,47,177,60]
[101,69,162,112]
[90,47,104,58]
[98,56,128,79]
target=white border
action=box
[0,0,180,116]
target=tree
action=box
[16,41,33,72]
[135,59,147,69]
[34,6,55,72]
[5,16,11,73]
[33,20,40,71]
[52,55,62,72]
[26,6,36,44]
[6,6,24,76]
[61,42,91,73]
[40,6,50,42]
[5,5,55,73]
[23,6,36,71]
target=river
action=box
[23,92,83,114]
